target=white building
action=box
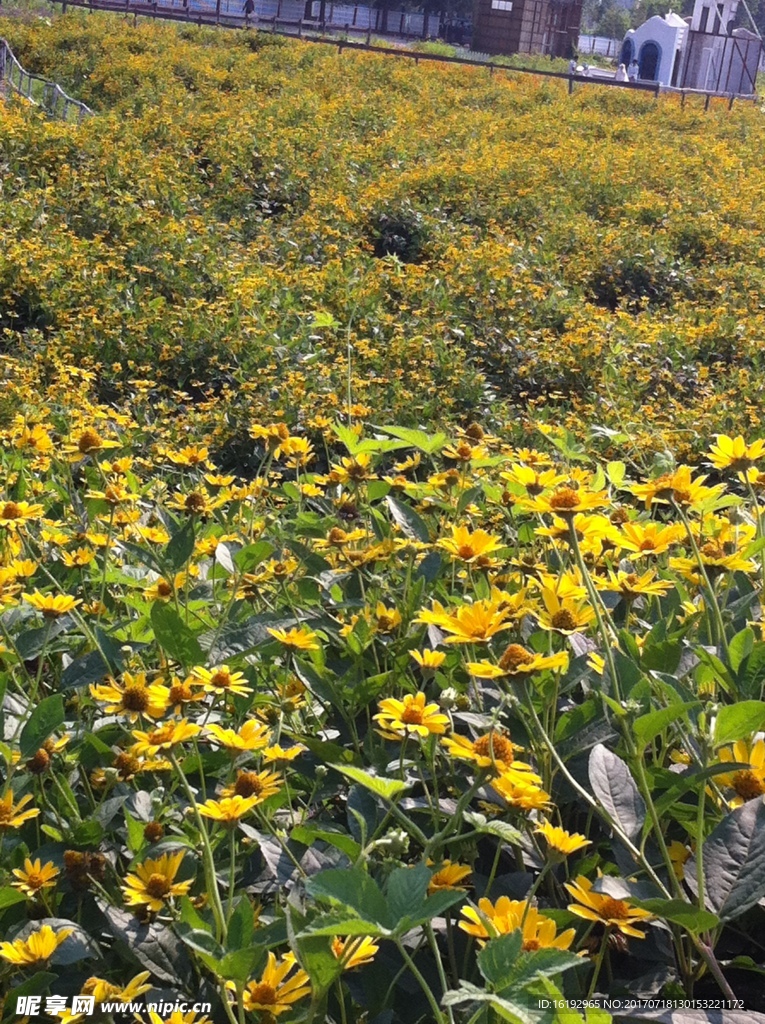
[620,0,761,93]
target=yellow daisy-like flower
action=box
[189,664,252,697]
[0,791,40,830]
[521,485,610,518]
[11,858,60,896]
[221,769,283,802]
[90,672,169,722]
[197,795,262,824]
[629,466,724,511]
[267,626,320,651]
[668,840,692,881]
[535,820,591,859]
[237,952,311,1016]
[459,897,575,951]
[717,738,765,806]
[206,720,271,754]
[331,935,379,970]
[565,876,654,938]
[262,744,305,764]
[0,500,44,530]
[618,521,685,559]
[415,596,515,645]
[65,427,120,459]
[441,731,539,782]
[708,434,765,472]
[130,719,202,757]
[436,525,504,564]
[593,570,671,602]
[490,773,551,811]
[374,692,450,739]
[535,586,595,635]
[410,649,447,672]
[373,602,402,634]
[0,924,73,965]
[23,590,82,619]
[427,860,472,894]
[466,644,569,678]
[122,851,192,912]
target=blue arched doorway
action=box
[639,41,661,81]
[620,38,633,67]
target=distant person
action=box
[628,58,639,82]
[243,0,254,24]
[615,62,628,82]
[569,58,577,74]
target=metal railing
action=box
[0,38,93,121]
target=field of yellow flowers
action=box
[3,10,765,1024]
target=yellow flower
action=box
[717,738,765,806]
[374,692,450,739]
[668,840,692,881]
[11,858,60,896]
[190,664,252,697]
[221,769,283,801]
[130,719,202,756]
[565,876,653,938]
[122,851,193,912]
[0,924,73,965]
[467,644,569,678]
[535,820,591,858]
[521,485,610,517]
[629,466,724,511]
[437,525,504,564]
[197,795,262,824]
[262,743,305,763]
[441,731,539,783]
[0,791,40,830]
[23,590,82,619]
[410,649,446,672]
[490,773,551,811]
[206,720,271,754]
[90,673,169,721]
[237,952,311,1016]
[427,860,472,893]
[708,434,765,472]
[0,500,44,530]
[331,935,379,969]
[618,521,685,558]
[459,897,575,950]
[535,586,595,635]
[373,602,402,633]
[415,596,516,644]
[593,570,671,601]
[267,626,320,651]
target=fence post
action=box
[568,73,573,94]
[704,91,710,110]
[728,92,734,109]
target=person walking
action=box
[628,57,639,82]
[243,0,255,26]
[615,62,629,82]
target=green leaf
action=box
[477,932,522,987]
[0,886,28,911]
[713,700,765,746]
[330,763,409,801]
[150,602,204,669]
[226,897,256,951]
[165,518,196,570]
[306,867,390,930]
[218,947,266,982]
[588,744,645,842]
[19,695,65,759]
[632,701,699,748]
[290,824,361,860]
[386,863,430,929]
[687,797,765,922]
[385,495,430,542]
[124,809,145,854]
[632,898,719,934]
[606,460,626,486]
[2,974,57,1023]
[293,934,343,994]
[376,425,447,454]
[234,540,275,572]
[298,911,386,938]
[729,627,755,673]
[463,811,524,846]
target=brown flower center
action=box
[145,873,172,899]
[114,752,141,777]
[78,429,103,453]
[401,705,425,725]
[473,733,515,765]
[210,670,231,689]
[599,897,631,920]
[551,609,578,632]
[26,748,51,774]
[122,684,150,712]
[345,461,369,481]
[247,983,277,1006]
[327,527,348,545]
[465,422,485,441]
[1,502,21,520]
[549,488,580,510]
[234,772,264,798]
[157,580,173,597]
[185,492,206,513]
[523,938,540,951]
[498,644,535,671]
[169,683,192,704]
[732,769,765,802]
[457,544,478,560]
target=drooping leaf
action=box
[306,867,390,930]
[165,518,196,571]
[150,602,204,669]
[632,898,719,934]
[385,495,430,542]
[386,863,430,929]
[330,763,409,801]
[713,700,765,746]
[686,798,765,922]
[19,695,65,759]
[588,744,646,842]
